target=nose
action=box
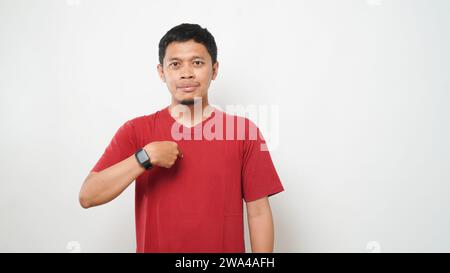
[180,65,194,79]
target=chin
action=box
[180,95,204,105]
[181,93,201,100]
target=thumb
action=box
[177,146,183,158]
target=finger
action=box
[177,146,183,158]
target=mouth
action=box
[176,83,200,93]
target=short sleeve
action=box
[91,120,138,173]
[242,121,284,202]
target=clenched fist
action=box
[144,141,183,168]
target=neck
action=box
[168,98,213,125]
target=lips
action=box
[177,83,200,92]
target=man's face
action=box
[157,40,219,106]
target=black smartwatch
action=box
[135,148,152,170]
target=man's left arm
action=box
[246,196,274,253]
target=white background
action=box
[1,0,449,252]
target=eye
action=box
[169,62,180,69]
[193,60,204,66]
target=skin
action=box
[157,39,218,127]
[79,39,275,252]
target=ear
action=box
[157,63,166,82]
[212,61,219,80]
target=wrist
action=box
[135,147,152,170]
[143,143,154,165]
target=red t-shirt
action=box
[91,106,284,252]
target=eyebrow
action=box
[167,56,206,62]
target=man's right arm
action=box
[79,141,182,209]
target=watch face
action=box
[137,150,148,162]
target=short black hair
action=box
[158,23,217,65]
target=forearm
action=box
[247,210,274,253]
[79,154,145,208]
